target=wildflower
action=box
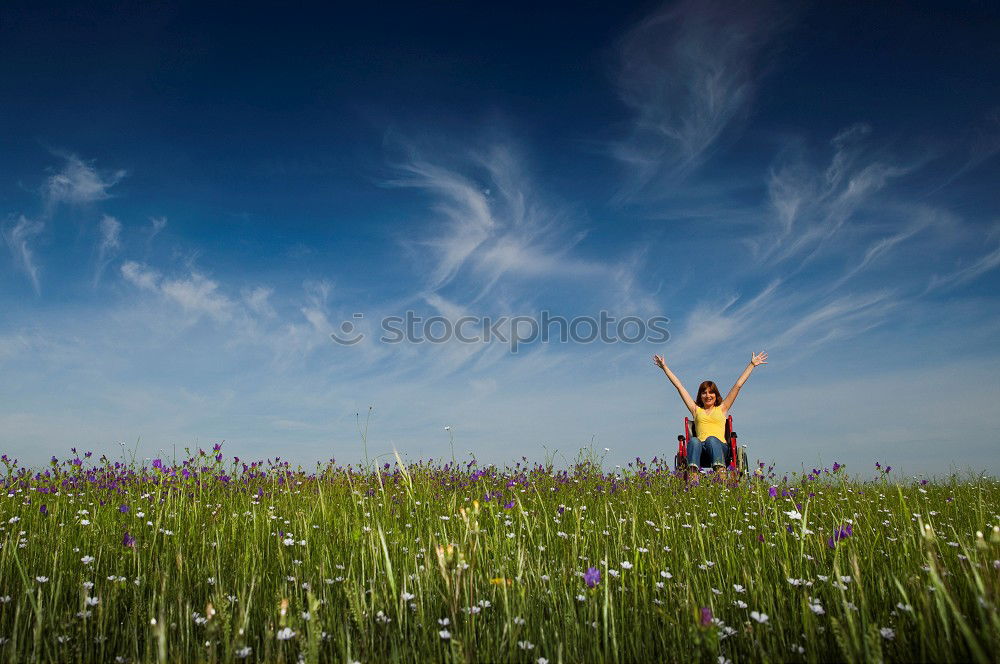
[438,618,450,626]
[750,611,769,624]
[39,505,48,516]
[119,505,129,513]
[81,555,95,565]
[401,591,415,601]
[785,510,802,520]
[276,627,295,640]
[513,616,526,625]
[880,627,895,640]
[660,570,673,579]
[439,629,451,640]
[584,567,601,588]
[85,596,100,606]
[768,486,778,498]
[734,600,748,609]
[236,647,252,658]
[36,576,49,584]
[621,561,633,569]
[123,532,136,548]
[700,607,713,626]
[809,599,825,615]
[733,584,745,593]
[576,594,586,602]
[538,659,549,664]
[518,641,535,650]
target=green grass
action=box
[0,450,997,663]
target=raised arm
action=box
[653,354,697,415]
[721,351,767,411]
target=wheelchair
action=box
[674,413,749,475]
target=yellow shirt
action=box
[694,406,726,442]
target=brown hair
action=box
[695,380,723,408]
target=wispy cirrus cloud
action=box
[93,215,122,287]
[3,153,127,294]
[610,0,790,199]
[758,124,921,270]
[385,138,658,317]
[2,215,45,294]
[926,238,1000,293]
[386,143,598,298]
[43,153,125,211]
[121,260,236,322]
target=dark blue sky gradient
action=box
[1,1,998,472]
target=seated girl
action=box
[653,352,767,474]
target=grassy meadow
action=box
[0,445,997,663]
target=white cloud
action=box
[761,125,918,267]
[121,260,161,291]
[926,240,1000,293]
[2,215,45,294]
[44,154,125,210]
[243,286,276,318]
[121,260,235,321]
[766,289,894,351]
[147,216,167,246]
[386,139,656,317]
[93,215,122,287]
[160,273,235,322]
[610,0,789,197]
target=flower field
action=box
[0,446,997,663]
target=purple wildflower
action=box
[123,532,136,548]
[827,524,853,549]
[151,458,163,470]
[503,500,515,509]
[39,504,48,516]
[700,607,713,626]
[119,504,129,513]
[584,567,601,588]
[768,486,778,498]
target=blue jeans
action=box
[687,436,726,470]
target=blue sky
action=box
[2,1,999,475]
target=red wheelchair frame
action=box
[674,414,748,474]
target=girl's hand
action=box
[653,354,666,370]
[751,351,768,367]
